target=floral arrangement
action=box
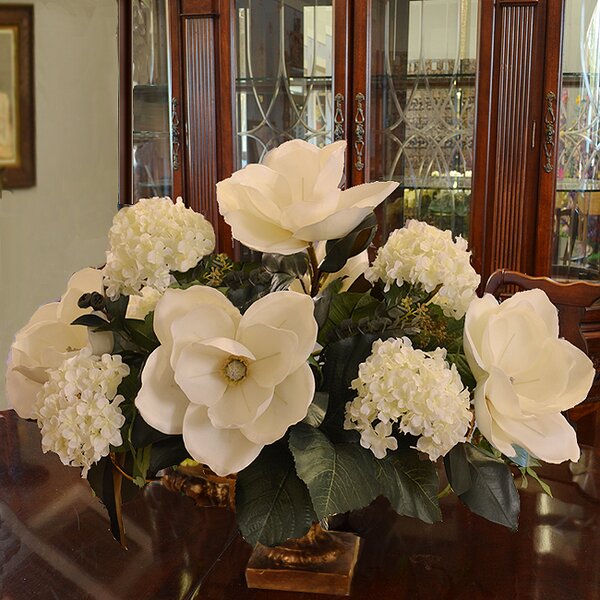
[6,140,594,548]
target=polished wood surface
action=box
[2,412,600,600]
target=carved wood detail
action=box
[182,17,221,244]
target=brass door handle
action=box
[354,92,365,171]
[543,91,556,173]
[334,93,345,141]
[172,97,181,171]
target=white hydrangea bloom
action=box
[345,337,472,461]
[35,348,130,476]
[125,286,164,320]
[103,197,215,298]
[365,220,480,319]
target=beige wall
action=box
[0,0,119,409]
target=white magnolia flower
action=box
[126,286,164,320]
[35,348,129,477]
[464,290,595,463]
[216,140,398,254]
[103,197,215,298]
[135,287,318,476]
[345,337,471,461]
[366,220,480,319]
[6,268,112,419]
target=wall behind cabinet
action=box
[0,0,118,410]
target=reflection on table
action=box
[1,411,600,600]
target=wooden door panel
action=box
[471,0,549,284]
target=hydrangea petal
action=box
[183,405,263,476]
[136,347,189,435]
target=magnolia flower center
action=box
[222,357,248,384]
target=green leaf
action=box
[320,333,379,442]
[313,278,344,330]
[451,443,520,529]
[379,451,442,523]
[105,295,129,320]
[148,437,189,476]
[289,424,441,523]
[302,391,329,427]
[320,213,377,273]
[124,314,160,353]
[269,272,296,292]
[86,455,138,546]
[131,445,152,487]
[262,252,308,277]
[235,444,316,547]
[525,467,553,497]
[444,443,472,495]
[446,353,477,391]
[117,367,141,404]
[509,446,541,469]
[71,314,110,329]
[130,412,171,447]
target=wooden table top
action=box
[1,410,600,600]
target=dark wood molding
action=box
[0,4,35,189]
[118,0,132,207]
[471,0,549,285]
[534,0,565,276]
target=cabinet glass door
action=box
[235,0,334,168]
[131,0,172,202]
[552,0,600,280]
[368,0,478,242]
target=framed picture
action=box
[0,5,35,189]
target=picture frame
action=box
[0,5,35,189]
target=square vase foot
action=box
[245,524,361,596]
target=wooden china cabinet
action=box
[118,0,600,285]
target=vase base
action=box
[245,528,361,596]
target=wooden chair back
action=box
[484,269,600,445]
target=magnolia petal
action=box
[16,303,60,338]
[501,288,559,339]
[485,366,523,419]
[279,190,342,233]
[262,140,323,202]
[207,378,273,429]
[154,287,239,348]
[240,291,317,371]
[223,209,307,255]
[294,206,372,242]
[336,180,399,210]
[242,362,315,445]
[170,305,237,368]
[490,406,580,464]
[6,365,45,419]
[59,268,104,324]
[14,321,86,366]
[314,140,346,191]
[473,381,517,457]
[463,294,502,377]
[183,405,263,476]
[227,163,292,214]
[481,307,549,377]
[88,329,114,356]
[136,347,189,435]
[516,339,595,413]
[173,342,230,407]
[239,323,296,387]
